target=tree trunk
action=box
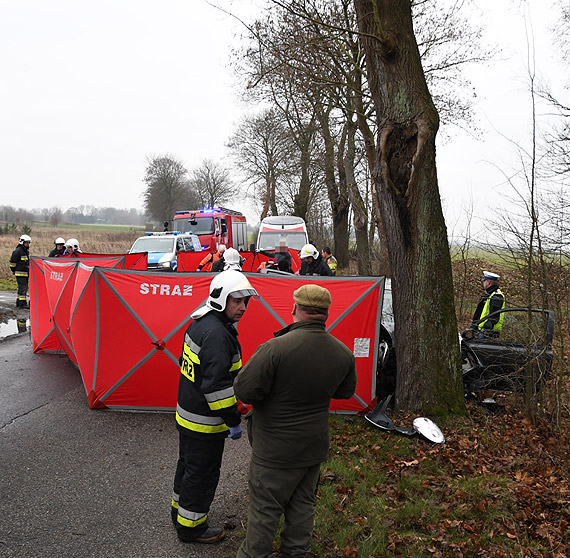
[317,106,350,268]
[293,131,312,221]
[353,67,390,275]
[344,114,371,275]
[354,0,464,414]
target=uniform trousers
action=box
[237,461,321,558]
[172,431,225,540]
[16,276,28,306]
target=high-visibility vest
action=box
[477,288,505,332]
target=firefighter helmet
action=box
[19,234,31,244]
[191,270,258,319]
[66,238,80,250]
[299,243,318,259]
[54,237,65,245]
[223,248,241,270]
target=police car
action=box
[128,232,202,271]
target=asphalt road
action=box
[0,330,251,558]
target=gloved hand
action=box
[228,425,242,440]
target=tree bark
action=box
[316,105,350,268]
[354,0,464,414]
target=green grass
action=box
[0,277,16,290]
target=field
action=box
[0,224,144,288]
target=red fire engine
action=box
[172,207,248,251]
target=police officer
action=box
[471,270,505,338]
[171,270,258,544]
[48,237,66,257]
[9,234,31,308]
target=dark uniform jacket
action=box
[176,311,243,438]
[48,247,65,258]
[234,320,357,468]
[299,255,332,276]
[9,244,29,277]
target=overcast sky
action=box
[0,0,564,234]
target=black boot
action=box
[177,525,225,544]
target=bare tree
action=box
[228,109,297,218]
[189,159,237,208]
[142,155,191,223]
[50,207,63,226]
[354,0,464,414]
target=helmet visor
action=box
[229,288,259,300]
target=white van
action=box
[256,216,309,251]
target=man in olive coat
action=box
[234,284,357,558]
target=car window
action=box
[130,237,175,253]
[500,310,550,346]
[381,280,394,328]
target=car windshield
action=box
[381,279,394,328]
[175,216,214,235]
[130,237,175,253]
[258,232,307,251]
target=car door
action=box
[466,308,555,390]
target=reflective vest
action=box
[477,288,505,333]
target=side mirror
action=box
[461,328,475,340]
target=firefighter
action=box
[299,244,332,276]
[171,270,258,544]
[48,237,66,257]
[63,238,82,256]
[471,270,506,338]
[212,247,242,272]
[196,244,226,272]
[9,234,31,308]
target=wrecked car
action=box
[376,280,555,398]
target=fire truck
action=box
[172,207,248,251]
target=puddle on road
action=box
[0,318,30,339]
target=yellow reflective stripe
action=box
[21,256,28,261]
[208,394,237,411]
[177,510,207,528]
[171,499,179,509]
[15,272,28,277]
[229,360,242,372]
[175,412,228,434]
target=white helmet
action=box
[299,243,318,259]
[19,234,32,244]
[217,244,227,253]
[191,270,258,319]
[66,238,80,250]
[55,237,65,245]
[223,248,241,270]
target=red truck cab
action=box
[172,207,247,251]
